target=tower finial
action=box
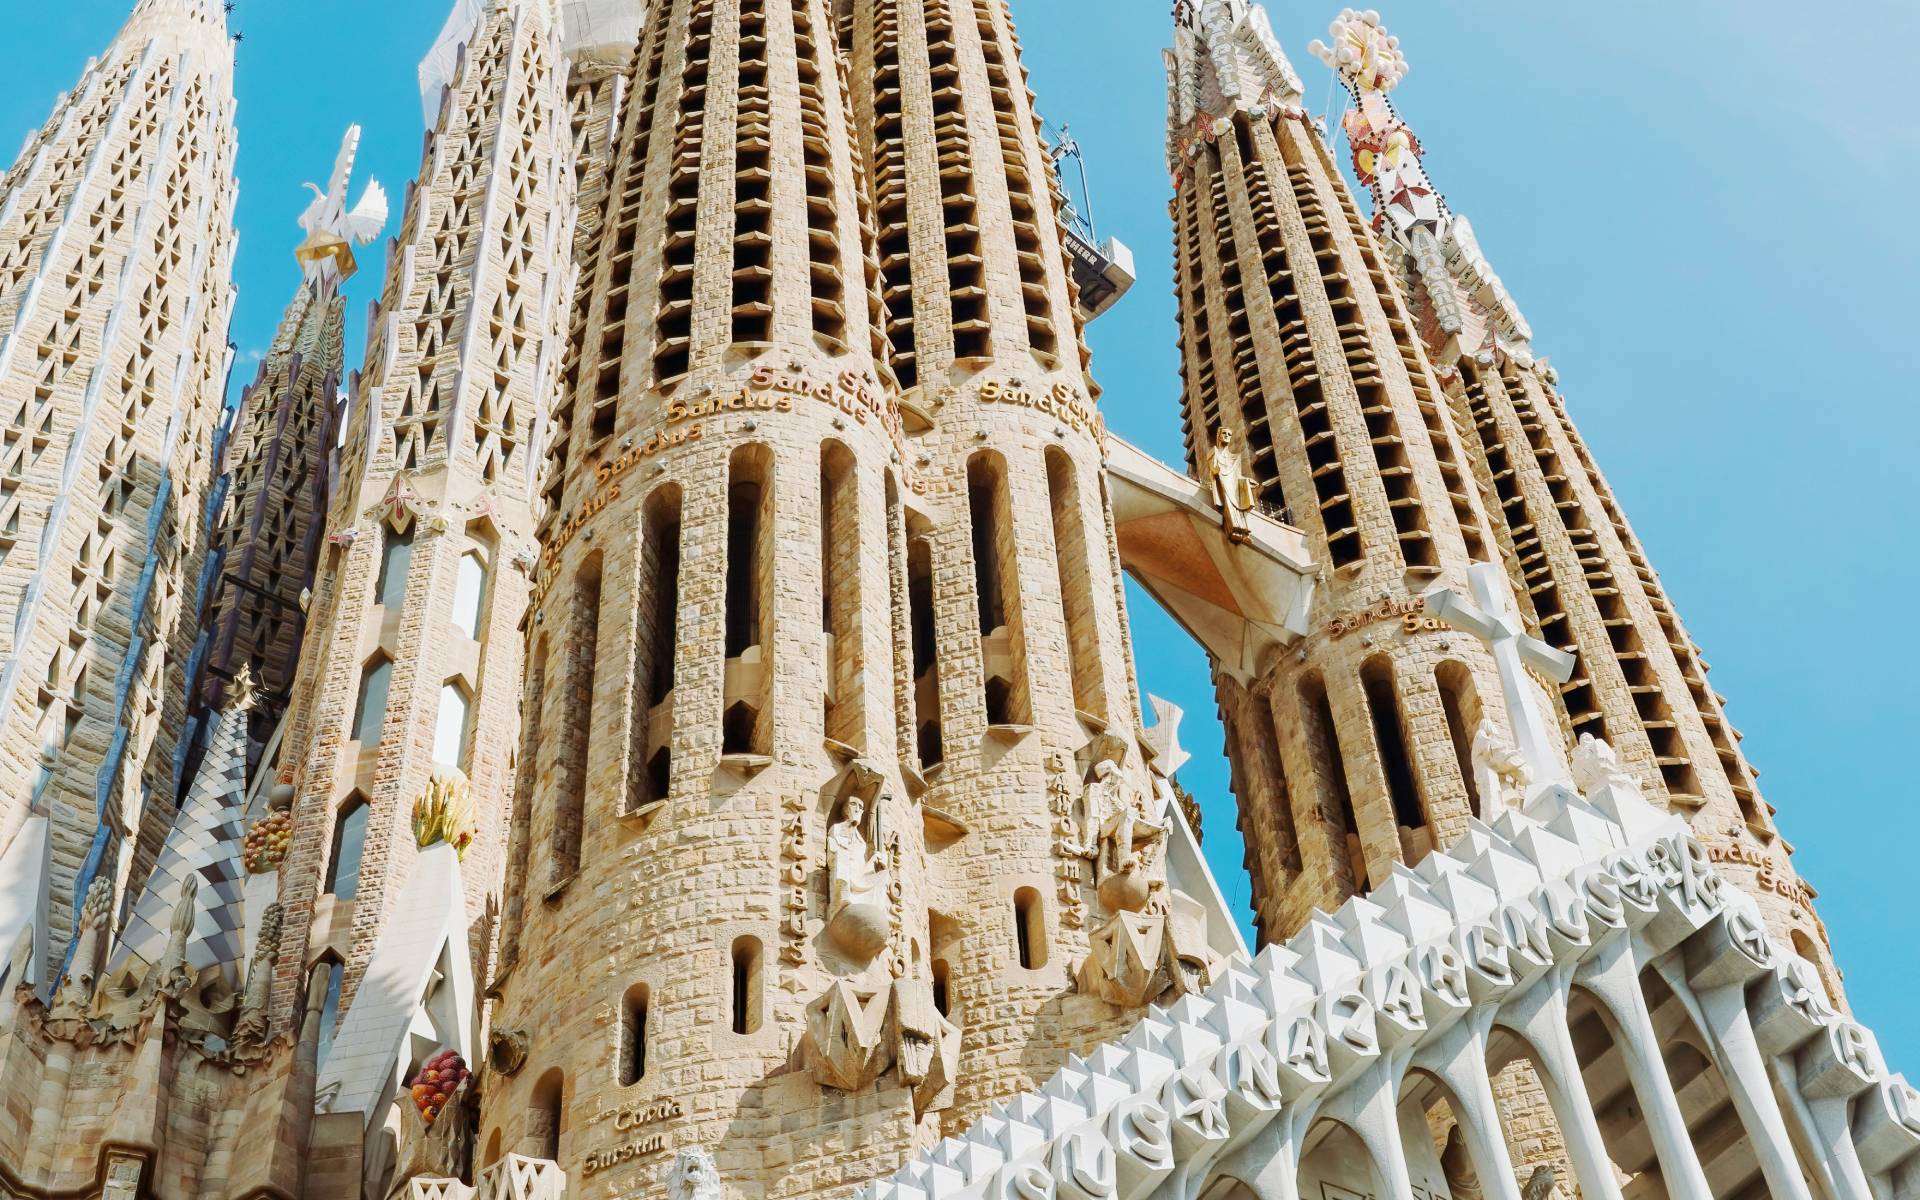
[1308,9,1441,238]
[294,125,389,283]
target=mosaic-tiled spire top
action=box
[1308,8,1533,361]
[1165,0,1303,180]
[294,125,388,285]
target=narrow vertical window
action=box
[1436,661,1483,818]
[1301,673,1367,894]
[1044,448,1107,722]
[376,525,413,607]
[821,442,863,746]
[931,959,951,1017]
[731,936,762,1034]
[967,451,1029,726]
[1013,887,1046,970]
[452,550,488,639]
[619,983,650,1085]
[552,556,601,887]
[351,655,392,746]
[907,531,941,767]
[325,798,370,899]
[433,681,472,772]
[1362,657,1427,832]
[724,447,773,755]
[630,487,681,812]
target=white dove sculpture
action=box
[295,124,388,282]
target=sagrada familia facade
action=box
[0,0,1908,1198]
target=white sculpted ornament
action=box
[1471,718,1531,813]
[825,796,890,962]
[667,1149,723,1200]
[1088,760,1165,914]
[1571,732,1636,793]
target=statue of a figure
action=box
[1471,718,1531,813]
[1571,732,1635,794]
[827,796,887,916]
[824,795,890,961]
[1087,759,1165,914]
[1438,1125,1484,1200]
[1208,427,1255,544]
[55,874,115,1012]
[667,1149,723,1200]
[234,903,283,1043]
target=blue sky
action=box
[7,1,1914,1069]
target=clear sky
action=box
[6,0,1915,1069]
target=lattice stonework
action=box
[269,0,575,1041]
[0,0,238,956]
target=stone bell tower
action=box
[482,0,1233,1190]
[1304,7,1841,1001]
[1164,0,1564,944]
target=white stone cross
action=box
[1423,562,1576,787]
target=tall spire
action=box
[1308,8,1531,364]
[192,128,380,765]
[0,0,238,977]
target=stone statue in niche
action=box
[668,1149,724,1200]
[1471,718,1531,812]
[1208,426,1256,544]
[1086,757,1165,914]
[824,793,890,963]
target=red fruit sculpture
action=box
[405,1049,470,1128]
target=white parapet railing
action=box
[858,749,1920,1200]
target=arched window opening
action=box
[482,1128,502,1170]
[1044,448,1107,723]
[351,654,393,746]
[1301,673,1367,894]
[433,681,472,772]
[1362,657,1428,834]
[325,796,370,900]
[376,525,413,608]
[619,983,649,1086]
[931,959,952,1017]
[629,488,682,813]
[731,936,763,1034]
[552,555,601,887]
[907,529,942,768]
[1437,661,1483,818]
[502,638,547,966]
[821,442,864,747]
[452,549,489,639]
[724,448,773,755]
[967,452,1029,726]
[527,1069,565,1161]
[1013,887,1046,970]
